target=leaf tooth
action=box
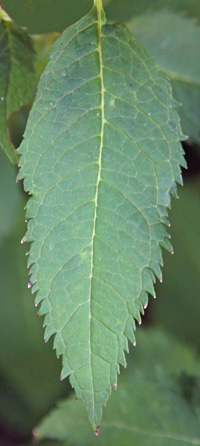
[170,182,178,198]
[94,425,100,436]
[29,264,38,283]
[124,316,135,343]
[160,215,170,226]
[39,299,51,316]
[43,313,52,326]
[61,357,71,381]
[27,257,35,268]
[127,301,141,323]
[44,324,56,343]
[53,333,65,357]
[135,298,144,315]
[149,260,162,281]
[160,237,173,253]
[117,340,127,367]
[142,268,156,297]
[35,293,45,306]
[139,290,149,309]
[16,167,24,181]
[31,283,39,294]
[123,335,129,354]
[110,363,118,386]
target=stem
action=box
[94,0,103,11]
[0,7,11,22]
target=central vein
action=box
[88,1,105,422]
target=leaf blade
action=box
[18,5,185,429]
[0,9,35,163]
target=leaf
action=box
[0,7,35,163]
[32,33,60,82]
[3,0,200,33]
[2,0,93,33]
[35,330,200,445]
[0,196,69,435]
[151,178,200,352]
[106,0,200,23]
[0,149,21,246]
[18,2,185,430]
[127,11,200,144]
[124,328,200,378]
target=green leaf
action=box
[106,0,200,23]
[0,197,69,435]
[3,0,200,33]
[18,3,185,430]
[151,178,200,352]
[2,0,93,33]
[124,328,200,378]
[128,11,200,144]
[0,8,35,163]
[36,330,200,444]
[32,33,60,82]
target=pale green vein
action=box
[88,0,105,424]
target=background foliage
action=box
[0,0,200,444]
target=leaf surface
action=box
[128,11,200,144]
[0,8,35,163]
[36,330,200,445]
[18,3,185,430]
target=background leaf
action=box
[128,11,200,144]
[18,3,185,430]
[0,8,35,163]
[32,33,60,82]
[0,162,69,437]
[36,329,200,446]
[106,0,200,23]
[2,0,200,34]
[150,178,200,352]
[2,0,93,33]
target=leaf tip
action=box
[28,280,33,289]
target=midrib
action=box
[88,2,105,425]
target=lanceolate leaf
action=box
[18,0,185,430]
[0,8,35,163]
[128,11,200,144]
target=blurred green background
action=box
[0,0,200,444]
[2,0,200,33]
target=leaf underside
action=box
[18,4,185,430]
[0,12,35,163]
